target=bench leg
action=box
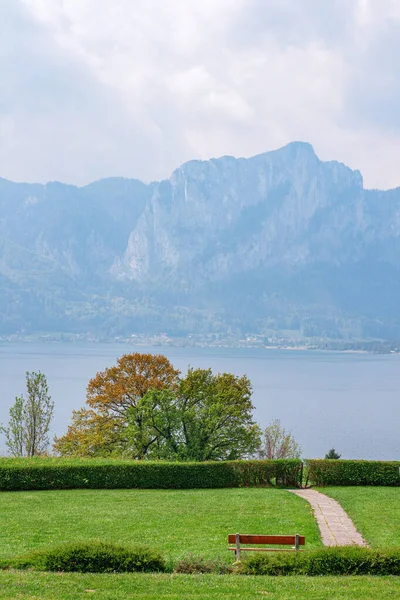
[235,533,241,561]
[295,534,300,552]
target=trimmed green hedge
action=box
[2,458,399,490]
[241,546,400,576]
[0,458,302,491]
[306,459,400,486]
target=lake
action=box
[0,343,398,460]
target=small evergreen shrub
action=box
[174,553,233,574]
[324,448,341,460]
[306,459,400,486]
[7,541,166,573]
[241,546,400,576]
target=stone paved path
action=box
[289,489,368,547]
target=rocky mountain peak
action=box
[0,143,399,339]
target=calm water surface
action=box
[0,343,398,459]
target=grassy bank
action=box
[320,487,400,547]
[0,571,399,600]
[0,488,321,562]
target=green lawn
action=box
[0,488,321,562]
[319,487,400,547]
[0,571,399,600]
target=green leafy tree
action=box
[128,368,261,461]
[260,419,301,459]
[325,448,341,459]
[1,371,54,457]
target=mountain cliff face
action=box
[1,142,400,339]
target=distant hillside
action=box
[1,142,400,341]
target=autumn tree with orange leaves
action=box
[54,353,180,457]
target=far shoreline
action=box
[0,337,398,355]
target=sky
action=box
[1,0,400,189]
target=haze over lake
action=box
[0,343,398,460]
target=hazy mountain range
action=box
[1,141,400,342]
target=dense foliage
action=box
[54,354,261,461]
[306,459,400,486]
[241,546,400,576]
[0,458,302,491]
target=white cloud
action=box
[0,0,399,188]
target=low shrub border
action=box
[0,458,302,491]
[306,459,400,486]
[240,546,400,576]
[1,541,166,573]
[2,543,400,576]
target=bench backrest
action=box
[228,534,305,546]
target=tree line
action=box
[1,352,338,461]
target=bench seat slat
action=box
[227,534,305,546]
[228,547,302,552]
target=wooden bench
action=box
[228,534,305,560]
